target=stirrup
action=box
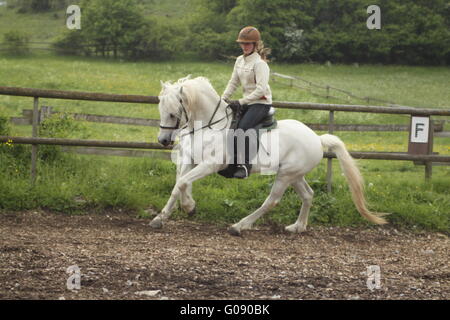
[233,164,249,179]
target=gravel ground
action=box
[0,210,448,300]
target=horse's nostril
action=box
[159,138,170,146]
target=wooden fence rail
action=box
[15,108,160,127]
[0,85,449,187]
[11,107,447,133]
[271,72,399,106]
[0,136,170,149]
[0,86,158,104]
[1,136,449,163]
[1,86,450,115]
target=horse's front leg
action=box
[177,162,196,216]
[150,162,220,229]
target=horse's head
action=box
[157,75,195,146]
[157,75,220,146]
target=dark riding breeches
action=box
[233,103,271,165]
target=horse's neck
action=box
[191,93,231,131]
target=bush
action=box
[119,18,187,60]
[38,113,80,162]
[2,30,30,56]
[0,116,30,174]
[54,1,188,60]
[53,31,90,56]
[0,116,11,135]
[11,0,74,13]
[30,0,51,12]
[186,29,236,60]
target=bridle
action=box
[159,86,233,138]
[158,87,189,130]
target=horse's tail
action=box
[320,134,388,225]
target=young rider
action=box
[222,26,273,179]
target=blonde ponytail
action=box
[256,40,271,62]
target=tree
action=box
[223,0,450,64]
[80,0,145,58]
[11,0,76,12]
[185,0,238,59]
[54,0,184,60]
[225,0,314,61]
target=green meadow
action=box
[1,53,449,233]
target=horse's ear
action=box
[177,75,192,85]
[160,80,166,88]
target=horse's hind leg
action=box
[228,174,291,236]
[285,177,314,234]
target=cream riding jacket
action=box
[222,51,272,106]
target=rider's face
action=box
[240,42,255,55]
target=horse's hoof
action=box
[285,224,306,234]
[228,226,241,237]
[150,217,163,229]
[187,206,196,218]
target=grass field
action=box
[0,7,66,42]
[0,0,191,44]
[0,52,449,233]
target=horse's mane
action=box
[159,75,218,116]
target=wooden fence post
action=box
[39,106,52,123]
[425,120,434,181]
[326,111,335,193]
[30,97,39,185]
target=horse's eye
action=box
[169,113,175,119]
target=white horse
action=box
[151,76,387,236]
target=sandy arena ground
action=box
[0,210,448,300]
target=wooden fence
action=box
[0,86,449,190]
[11,106,447,134]
[271,72,398,106]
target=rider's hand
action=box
[228,100,241,113]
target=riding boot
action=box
[233,163,252,179]
[233,134,253,179]
[217,134,239,179]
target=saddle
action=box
[217,106,277,178]
[229,106,277,132]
